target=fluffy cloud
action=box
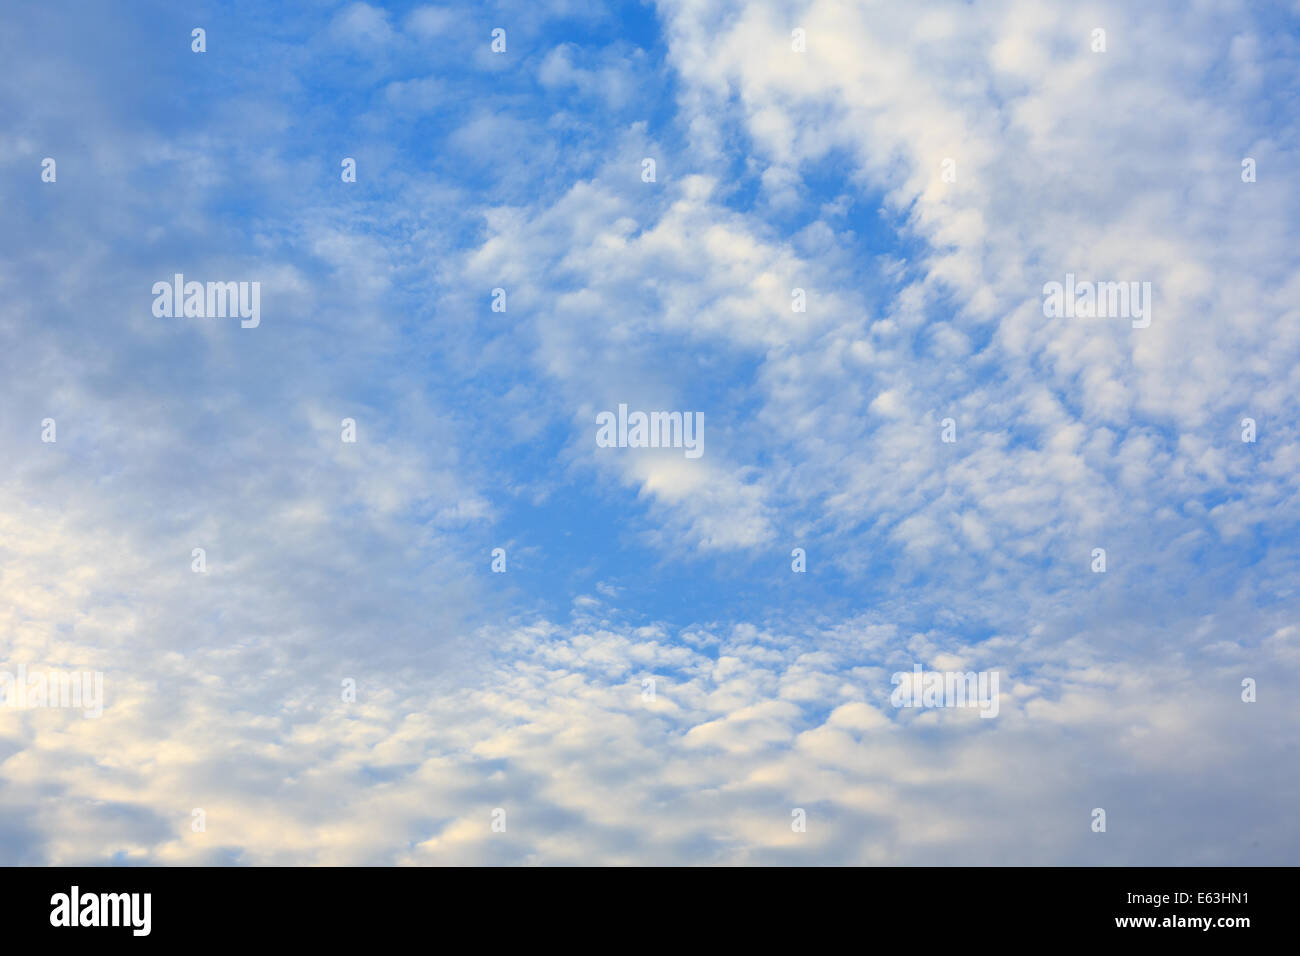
[1,0,1297,865]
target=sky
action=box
[1,0,1298,865]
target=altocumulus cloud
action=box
[1,0,1298,864]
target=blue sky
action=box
[1,0,1299,864]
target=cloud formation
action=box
[1,0,1297,864]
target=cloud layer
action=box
[1,0,1297,864]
